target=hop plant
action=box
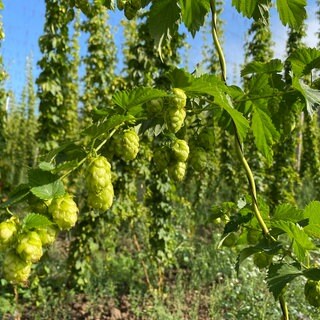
[153,147,171,171]
[115,129,140,161]
[171,139,189,162]
[165,107,186,133]
[198,127,215,150]
[87,183,114,211]
[16,231,43,263]
[146,98,163,115]
[170,88,187,109]
[37,225,58,246]
[3,251,32,284]
[304,280,320,307]
[189,147,207,172]
[168,161,186,181]
[0,218,17,248]
[48,194,79,230]
[117,0,126,10]
[253,252,272,269]
[86,156,112,193]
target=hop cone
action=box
[88,183,114,211]
[165,107,186,133]
[172,139,189,162]
[0,219,17,247]
[49,194,78,230]
[16,231,43,263]
[3,251,32,283]
[168,161,186,181]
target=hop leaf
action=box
[16,231,43,263]
[3,251,32,284]
[48,194,79,230]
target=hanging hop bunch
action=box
[168,139,189,182]
[114,129,140,162]
[117,0,142,20]
[86,156,114,211]
[165,88,187,133]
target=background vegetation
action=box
[1,1,320,319]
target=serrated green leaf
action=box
[251,106,279,164]
[39,162,55,171]
[303,201,320,238]
[271,220,315,261]
[267,263,302,299]
[232,0,270,21]
[113,88,168,110]
[84,114,134,139]
[147,0,180,54]
[276,0,306,29]
[272,204,304,223]
[28,169,58,187]
[292,78,320,115]
[183,75,249,141]
[232,0,259,17]
[236,246,261,273]
[53,160,80,174]
[241,59,283,76]
[288,48,320,77]
[303,268,320,281]
[179,0,210,37]
[166,68,193,88]
[23,213,53,230]
[31,180,65,200]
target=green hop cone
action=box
[86,156,112,193]
[146,98,163,115]
[189,147,207,172]
[16,231,43,263]
[170,88,187,109]
[88,183,114,211]
[115,129,140,161]
[3,251,32,284]
[37,225,58,246]
[0,218,17,247]
[305,280,320,307]
[197,127,215,151]
[48,194,78,230]
[171,139,189,162]
[246,229,261,245]
[153,147,171,171]
[168,161,186,181]
[253,252,272,269]
[222,233,237,247]
[165,107,186,133]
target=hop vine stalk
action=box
[209,2,287,319]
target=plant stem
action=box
[279,295,289,320]
[209,1,272,238]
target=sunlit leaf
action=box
[276,0,306,29]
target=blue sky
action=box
[1,0,319,100]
